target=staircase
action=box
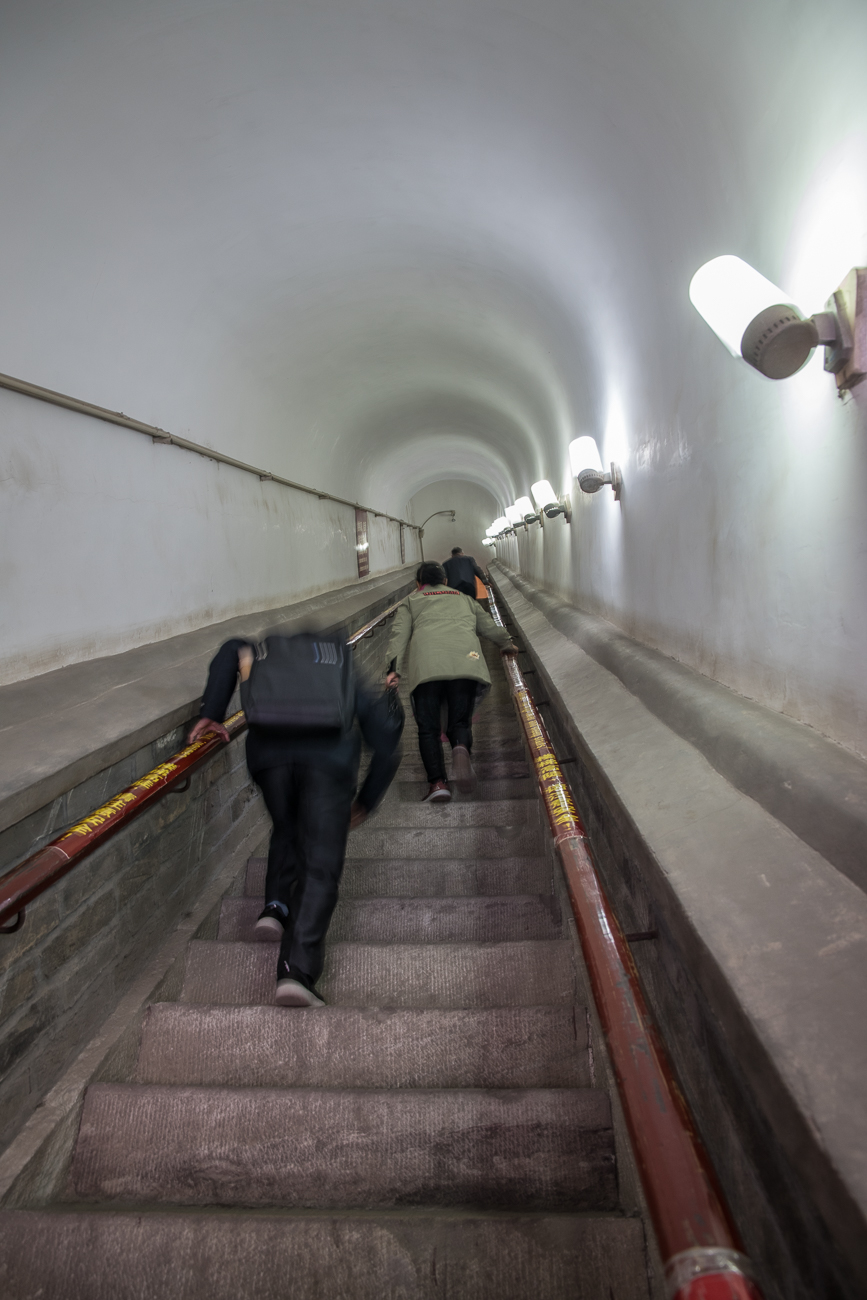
[0,646,652,1298]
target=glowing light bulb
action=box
[689,255,800,357]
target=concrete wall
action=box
[0,720,268,1153]
[0,387,418,685]
[409,480,501,571]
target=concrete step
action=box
[390,758,531,780]
[394,737,526,760]
[180,939,577,1008]
[134,1005,590,1088]
[245,856,553,897]
[0,1209,650,1299]
[68,1083,616,1211]
[341,824,546,859]
[352,798,539,829]
[218,895,563,943]
[389,777,535,802]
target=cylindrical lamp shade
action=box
[569,437,604,476]
[531,480,558,510]
[689,255,800,357]
[491,516,510,534]
[514,495,536,519]
[505,504,523,526]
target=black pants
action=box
[453,580,477,599]
[255,762,351,984]
[411,679,477,783]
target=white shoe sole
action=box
[423,788,451,803]
[276,978,325,1008]
[254,916,284,941]
[451,747,477,794]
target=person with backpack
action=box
[189,628,401,1008]
[385,563,517,803]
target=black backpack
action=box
[239,632,354,733]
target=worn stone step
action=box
[134,1005,590,1088]
[68,1083,616,1211]
[245,856,553,897]
[389,778,535,802]
[181,940,577,1008]
[390,758,531,780]
[218,895,563,943]
[393,737,526,759]
[341,824,546,859]
[351,798,539,829]
[0,1209,650,1299]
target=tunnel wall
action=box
[409,480,501,568]
[0,385,419,687]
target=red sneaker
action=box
[422,780,451,803]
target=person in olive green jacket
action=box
[385,562,517,802]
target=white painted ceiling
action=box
[1,0,864,515]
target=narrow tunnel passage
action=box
[1,1,866,1296]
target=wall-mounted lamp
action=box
[514,495,540,525]
[531,479,572,523]
[504,504,525,530]
[689,255,866,389]
[569,437,622,499]
[489,515,513,537]
[481,537,496,548]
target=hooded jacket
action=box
[385,585,513,694]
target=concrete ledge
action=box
[0,566,415,837]
[490,568,867,1300]
[495,565,867,896]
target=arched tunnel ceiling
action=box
[1,0,862,517]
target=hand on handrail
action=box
[188,717,231,745]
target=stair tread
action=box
[245,856,554,898]
[338,825,546,859]
[219,895,564,943]
[135,1004,590,1088]
[181,939,577,1008]
[351,799,539,828]
[68,1083,616,1211]
[0,1208,651,1300]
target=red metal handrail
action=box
[0,600,406,932]
[487,585,763,1300]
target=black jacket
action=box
[443,554,486,590]
[200,638,400,812]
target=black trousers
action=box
[255,761,351,983]
[411,679,477,783]
[452,580,477,599]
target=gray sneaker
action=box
[451,745,478,794]
[254,904,286,941]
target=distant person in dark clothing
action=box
[190,634,400,1008]
[443,547,487,599]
